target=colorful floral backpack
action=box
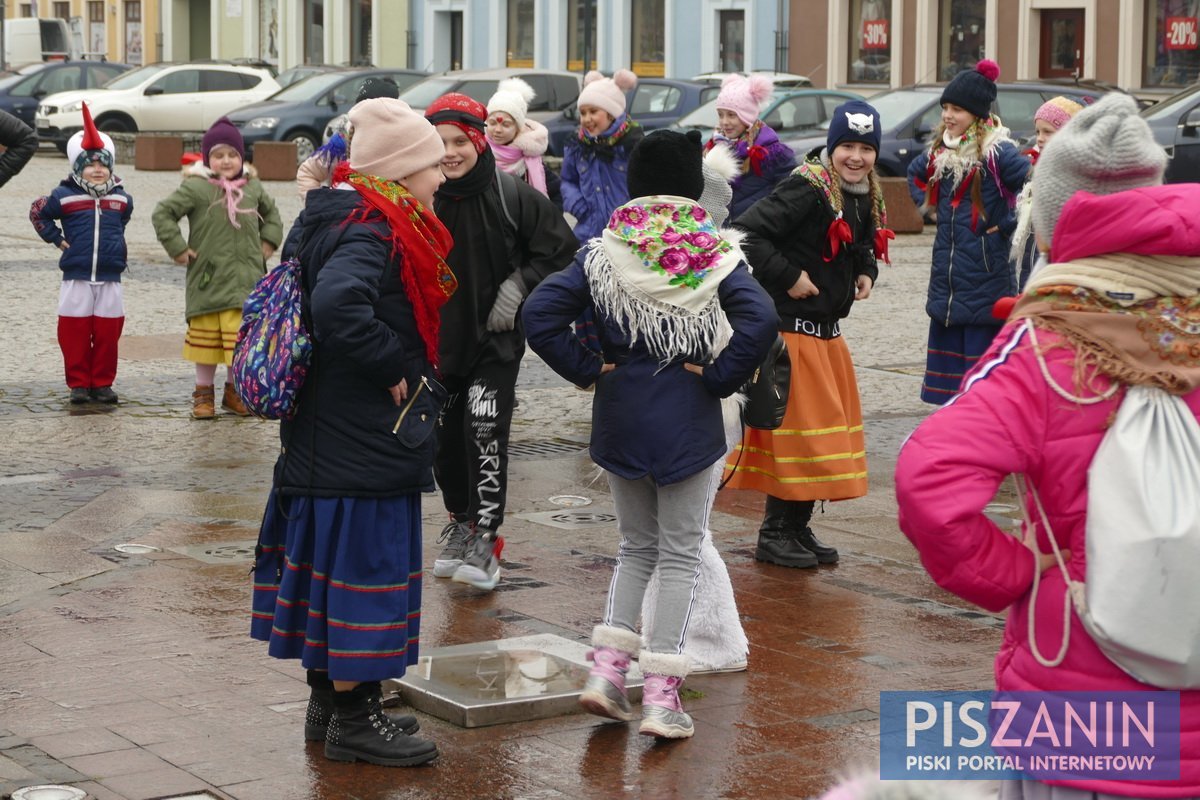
[232,258,312,420]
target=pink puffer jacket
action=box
[895,186,1200,797]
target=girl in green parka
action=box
[152,117,283,419]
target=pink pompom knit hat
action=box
[715,73,773,127]
[1034,95,1085,131]
[577,69,638,121]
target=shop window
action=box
[849,0,892,84]
[125,1,142,65]
[350,0,372,66]
[938,0,986,81]
[1145,0,1200,87]
[507,0,534,68]
[567,0,597,72]
[631,0,665,77]
[305,0,325,65]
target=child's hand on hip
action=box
[261,241,275,261]
[174,248,197,265]
[57,241,70,251]
[787,271,819,299]
[388,379,409,406]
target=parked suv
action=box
[785,82,1109,177]
[229,67,428,162]
[35,61,280,152]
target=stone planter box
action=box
[880,176,923,234]
[250,141,298,181]
[133,134,183,171]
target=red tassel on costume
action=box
[874,228,895,264]
[80,103,105,151]
[823,215,854,262]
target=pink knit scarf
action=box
[491,140,547,195]
[206,175,258,228]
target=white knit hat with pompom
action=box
[487,77,536,130]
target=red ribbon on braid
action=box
[823,214,854,262]
[874,228,895,264]
[332,160,457,369]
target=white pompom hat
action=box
[487,77,536,131]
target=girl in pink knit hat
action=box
[706,73,796,220]
[560,68,643,244]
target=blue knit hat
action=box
[826,100,881,153]
[940,59,1000,120]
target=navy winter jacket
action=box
[30,178,132,282]
[907,136,1029,326]
[273,187,437,498]
[522,253,778,485]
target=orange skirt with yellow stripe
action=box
[724,331,867,501]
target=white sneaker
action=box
[451,530,502,591]
[432,520,471,578]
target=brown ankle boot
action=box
[192,384,216,419]
[221,383,250,416]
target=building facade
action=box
[798,0,1200,98]
[409,0,787,79]
[5,0,161,65]
[4,0,412,71]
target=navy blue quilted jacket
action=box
[30,178,133,282]
[906,133,1028,326]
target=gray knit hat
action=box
[1031,93,1167,252]
[698,142,738,227]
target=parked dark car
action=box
[670,87,863,153]
[1141,82,1200,184]
[400,68,580,116]
[228,67,428,162]
[786,82,1109,178]
[0,60,130,127]
[544,77,720,156]
[274,64,340,89]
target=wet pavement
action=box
[0,152,1009,799]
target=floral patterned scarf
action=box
[583,197,740,366]
[332,161,457,369]
[1013,254,1200,395]
[577,114,644,161]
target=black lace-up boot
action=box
[324,681,438,766]
[305,671,418,743]
[754,495,818,568]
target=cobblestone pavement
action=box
[0,152,1007,799]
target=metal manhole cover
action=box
[548,494,591,507]
[515,509,617,530]
[167,541,257,564]
[508,439,588,459]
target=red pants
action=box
[58,280,124,389]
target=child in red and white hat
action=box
[30,103,133,405]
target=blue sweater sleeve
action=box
[521,262,605,389]
[700,265,779,398]
[29,191,64,247]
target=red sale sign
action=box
[1166,16,1199,50]
[862,19,889,50]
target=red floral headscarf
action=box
[425,93,488,154]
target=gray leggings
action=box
[603,469,712,654]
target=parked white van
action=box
[3,18,74,68]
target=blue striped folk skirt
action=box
[250,491,423,682]
[921,320,1003,405]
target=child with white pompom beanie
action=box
[485,77,554,198]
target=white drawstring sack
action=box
[1025,383,1200,689]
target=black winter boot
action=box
[785,500,839,564]
[755,496,818,568]
[305,671,418,743]
[324,681,438,766]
